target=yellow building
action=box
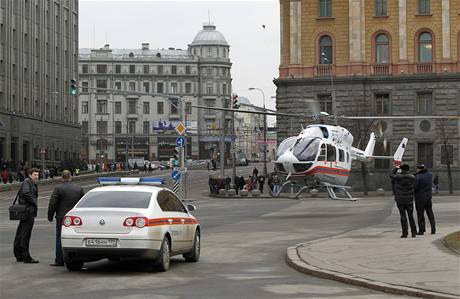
[275,0,460,190]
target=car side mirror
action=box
[186,204,196,212]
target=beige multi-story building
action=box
[0,0,80,169]
[79,23,232,163]
[275,0,460,190]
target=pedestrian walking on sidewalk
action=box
[414,164,436,235]
[389,164,417,238]
[433,175,439,194]
[47,170,85,266]
[13,168,40,263]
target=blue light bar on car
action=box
[97,177,165,185]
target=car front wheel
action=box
[156,237,170,272]
[183,230,200,262]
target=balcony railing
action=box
[416,63,433,73]
[315,65,333,76]
[372,64,390,75]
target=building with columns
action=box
[275,0,460,190]
[79,23,233,163]
[0,0,80,170]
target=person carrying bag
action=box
[9,190,28,221]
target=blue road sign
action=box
[176,136,185,147]
[171,170,181,181]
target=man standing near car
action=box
[47,170,85,266]
[13,168,40,263]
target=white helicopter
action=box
[273,114,408,200]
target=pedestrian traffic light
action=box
[232,94,240,109]
[100,151,104,159]
[70,79,78,95]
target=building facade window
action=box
[185,65,191,75]
[207,67,212,76]
[81,81,88,92]
[374,141,391,169]
[157,65,163,74]
[128,101,136,114]
[222,83,227,95]
[96,64,107,73]
[96,79,107,92]
[96,121,108,134]
[418,142,433,168]
[143,102,150,114]
[82,121,88,134]
[319,0,332,17]
[185,82,192,94]
[417,92,433,114]
[115,64,121,73]
[157,102,164,114]
[96,100,107,113]
[115,82,122,90]
[170,82,178,94]
[374,93,390,115]
[82,64,88,73]
[206,83,213,94]
[115,121,122,134]
[143,82,149,93]
[129,82,136,91]
[171,65,177,74]
[418,0,430,15]
[319,35,333,64]
[318,94,333,114]
[375,33,389,63]
[128,120,136,134]
[157,82,164,93]
[441,145,453,165]
[170,99,178,114]
[129,65,135,74]
[419,32,433,62]
[115,102,122,114]
[143,121,149,134]
[186,102,192,115]
[143,65,149,74]
[375,0,387,16]
[81,101,88,114]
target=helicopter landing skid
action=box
[322,183,356,201]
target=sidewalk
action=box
[287,196,460,299]
[0,170,139,192]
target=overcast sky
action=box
[79,0,280,125]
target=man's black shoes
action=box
[16,258,23,262]
[417,231,424,235]
[49,263,64,267]
[400,235,408,238]
[23,258,39,264]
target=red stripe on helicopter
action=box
[289,166,350,177]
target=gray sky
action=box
[79,0,280,125]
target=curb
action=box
[286,242,459,299]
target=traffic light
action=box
[70,79,78,95]
[100,151,104,159]
[173,147,181,161]
[232,94,240,109]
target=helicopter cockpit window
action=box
[339,149,345,162]
[293,138,321,161]
[277,136,297,159]
[326,144,336,162]
[318,144,326,161]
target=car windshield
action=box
[292,137,321,161]
[76,191,152,208]
[277,137,297,158]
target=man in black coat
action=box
[47,170,85,266]
[389,164,417,238]
[414,164,436,235]
[14,168,40,263]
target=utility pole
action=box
[249,87,268,177]
[220,109,225,178]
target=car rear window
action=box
[76,191,152,208]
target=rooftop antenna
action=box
[92,24,95,49]
[105,32,108,45]
[208,9,212,24]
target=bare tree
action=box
[437,119,455,194]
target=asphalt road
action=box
[0,165,408,298]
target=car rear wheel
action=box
[183,230,200,262]
[155,237,170,272]
[65,261,83,271]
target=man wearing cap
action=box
[414,164,436,235]
[390,164,417,238]
[47,170,85,266]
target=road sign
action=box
[176,136,186,147]
[175,122,186,135]
[171,170,181,181]
[172,181,180,194]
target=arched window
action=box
[319,35,333,64]
[96,139,108,151]
[419,32,433,62]
[375,33,389,64]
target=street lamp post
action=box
[249,87,267,177]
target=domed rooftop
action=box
[191,23,228,46]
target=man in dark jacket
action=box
[414,164,436,235]
[13,168,40,263]
[47,170,85,266]
[389,164,417,238]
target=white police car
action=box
[61,177,200,272]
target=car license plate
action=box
[85,238,117,247]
